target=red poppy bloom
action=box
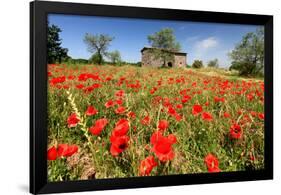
[176,104,183,109]
[141,115,150,126]
[167,134,177,144]
[110,135,130,156]
[150,131,164,145]
[85,106,98,116]
[150,131,177,162]
[214,96,225,103]
[229,123,243,139]
[258,113,264,120]
[89,118,108,135]
[174,113,183,121]
[57,144,78,157]
[115,99,123,105]
[204,153,221,173]
[223,112,231,118]
[202,112,213,121]
[139,156,158,176]
[112,119,130,136]
[76,84,84,89]
[115,90,125,98]
[192,104,203,116]
[115,106,126,114]
[158,120,169,131]
[67,113,80,128]
[167,106,176,115]
[47,146,57,160]
[181,95,191,103]
[105,100,115,108]
[247,93,254,101]
[152,136,176,162]
[128,111,136,119]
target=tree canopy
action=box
[47,24,68,63]
[192,60,204,69]
[108,50,122,65]
[207,58,219,68]
[147,28,181,67]
[229,27,264,76]
[84,33,114,65]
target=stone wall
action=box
[174,54,187,67]
[141,49,186,68]
[141,49,163,67]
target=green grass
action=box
[47,64,264,181]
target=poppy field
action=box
[47,64,264,181]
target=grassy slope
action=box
[47,64,264,181]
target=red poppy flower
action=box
[115,90,125,98]
[176,104,183,109]
[214,96,225,103]
[158,120,169,131]
[167,106,176,115]
[112,119,130,136]
[202,112,213,121]
[76,84,84,89]
[204,153,221,173]
[247,93,254,101]
[150,131,177,162]
[174,113,183,121]
[47,146,57,160]
[109,135,130,156]
[128,111,136,119]
[115,99,123,105]
[85,106,98,116]
[50,76,66,85]
[229,123,243,139]
[67,113,80,128]
[223,112,231,118]
[105,100,115,108]
[181,95,191,103]
[141,115,150,126]
[139,156,158,176]
[115,106,126,114]
[258,113,264,120]
[167,134,177,144]
[150,131,164,145]
[151,136,175,162]
[89,118,108,135]
[192,104,203,116]
[57,144,78,157]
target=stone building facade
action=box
[141,47,187,68]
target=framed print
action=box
[30,1,273,194]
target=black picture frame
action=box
[30,0,273,194]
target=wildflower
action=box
[139,156,158,176]
[67,113,80,128]
[89,118,108,135]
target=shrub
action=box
[192,60,203,69]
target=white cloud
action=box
[195,37,218,50]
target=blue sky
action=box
[48,14,261,68]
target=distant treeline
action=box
[65,57,141,67]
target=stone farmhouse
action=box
[141,47,187,68]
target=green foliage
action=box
[207,58,219,68]
[192,60,204,69]
[84,33,114,65]
[186,64,191,68]
[89,53,104,65]
[229,27,264,76]
[147,28,181,66]
[108,50,122,65]
[68,58,89,64]
[47,23,68,63]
